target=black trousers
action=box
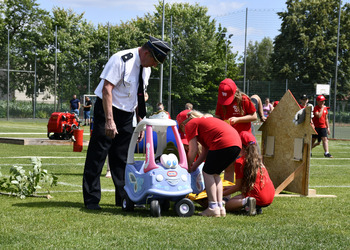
[83,98,134,206]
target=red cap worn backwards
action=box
[218,78,237,106]
[240,131,256,147]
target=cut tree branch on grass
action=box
[0,157,58,199]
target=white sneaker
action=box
[244,197,256,216]
[105,170,112,178]
[220,207,226,217]
[199,207,220,217]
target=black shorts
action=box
[203,146,241,175]
[312,127,328,142]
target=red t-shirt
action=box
[234,156,244,179]
[185,117,242,151]
[215,95,256,133]
[312,105,328,128]
[234,157,275,207]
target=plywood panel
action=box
[259,90,315,195]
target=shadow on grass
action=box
[11,201,186,217]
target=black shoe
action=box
[256,207,263,215]
[324,153,333,158]
[85,204,101,210]
[244,197,256,216]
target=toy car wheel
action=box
[175,198,195,217]
[122,195,134,211]
[150,200,161,217]
[161,200,170,212]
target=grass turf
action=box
[0,121,349,249]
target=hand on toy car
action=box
[137,130,145,143]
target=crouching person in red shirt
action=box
[224,131,275,215]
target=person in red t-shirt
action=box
[312,95,333,158]
[215,78,257,184]
[182,110,242,217]
[223,131,275,215]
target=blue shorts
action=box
[312,127,328,142]
[71,109,79,116]
[84,111,91,119]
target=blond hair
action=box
[234,88,249,115]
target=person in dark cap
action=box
[83,36,171,210]
[299,94,309,109]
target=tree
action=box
[271,0,350,96]
[44,7,97,108]
[244,37,273,81]
[0,0,49,100]
[136,1,239,114]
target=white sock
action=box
[209,202,218,209]
[242,198,247,206]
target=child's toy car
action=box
[123,117,195,217]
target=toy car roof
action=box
[133,118,177,134]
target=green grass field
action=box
[0,120,349,249]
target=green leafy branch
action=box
[0,157,58,199]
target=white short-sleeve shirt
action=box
[94,47,151,112]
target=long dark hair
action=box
[241,143,264,194]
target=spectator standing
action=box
[250,94,266,122]
[154,102,171,118]
[83,96,92,126]
[70,94,81,116]
[185,103,193,110]
[263,97,273,117]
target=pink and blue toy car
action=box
[122,117,195,217]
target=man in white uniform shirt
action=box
[83,36,171,210]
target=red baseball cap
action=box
[240,131,256,147]
[316,95,326,102]
[218,78,237,105]
[273,101,279,107]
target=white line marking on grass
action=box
[1,156,144,160]
[311,158,350,160]
[0,156,86,159]
[58,182,81,187]
[37,189,115,193]
[0,132,90,135]
[0,133,47,135]
[310,185,350,188]
[311,165,350,167]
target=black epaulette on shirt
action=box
[121,52,133,62]
[121,52,133,87]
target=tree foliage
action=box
[0,0,240,113]
[144,2,239,113]
[244,37,274,81]
[271,0,350,96]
